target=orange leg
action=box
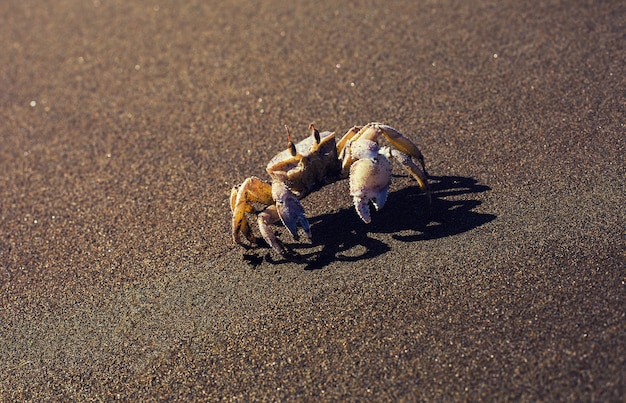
[230,176,273,245]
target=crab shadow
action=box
[245,175,496,269]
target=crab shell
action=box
[265,131,341,197]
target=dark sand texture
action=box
[1,0,624,400]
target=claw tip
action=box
[354,197,372,223]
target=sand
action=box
[1,0,624,400]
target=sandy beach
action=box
[1,0,624,400]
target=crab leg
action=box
[388,148,431,204]
[372,124,426,169]
[341,123,427,173]
[336,125,362,161]
[231,176,274,245]
[256,205,287,255]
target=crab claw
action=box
[272,181,311,240]
[349,152,393,223]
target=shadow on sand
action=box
[243,175,496,269]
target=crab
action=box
[230,122,430,257]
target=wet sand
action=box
[1,0,624,400]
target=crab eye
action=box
[309,123,321,144]
[288,141,297,156]
[284,125,297,156]
[313,129,321,144]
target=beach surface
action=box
[1,0,624,400]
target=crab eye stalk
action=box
[285,125,297,156]
[309,123,321,144]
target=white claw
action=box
[353,196,372,223]
[370,187,389,211]
[349,151,393,223]
[272,181,311,239]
